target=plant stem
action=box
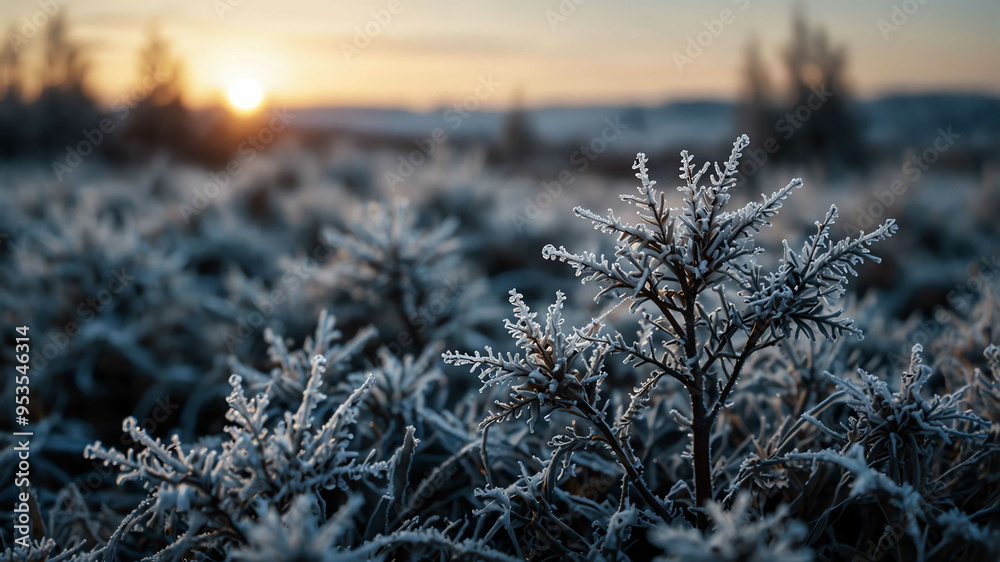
[691,327,762,530]
[583,404,672,522]
[690,397,712,530]
[679,286,715,529]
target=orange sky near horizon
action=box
[2,0,999,110]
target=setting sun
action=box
[227,77,263,111]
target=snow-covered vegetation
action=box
[2,129,999,561]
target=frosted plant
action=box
[975,345,1000,401]
[807,344,990,485]
[231,495,365,562]
[650,493,813,562]
[227,309,376,410]
[350,525,521,562]
[344,343,447,443]
[548,137,895,526]
[235,490,521,562]
[474,459,573,559]
[450,136,896,528]
[84,354,395,559]
[739,445,928,557]
[473,451,654,561]
[321,200,481,347]
[443,290,675,519]
[732,343,995,560]
[444,290,607,435]
[446,289,679,558]
[0,180,209,397]
[932,508,1000,560]
[0,483,126,561]
[748,445,1000,561]
[709,295,888,501]
[975,346,1000,440]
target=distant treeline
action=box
[0,15,275,169]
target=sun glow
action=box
[227,77,264,111]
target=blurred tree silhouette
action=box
[738,10,867,177]
[0,25,25,154]
[497,89,536,163]
[737,36,775,161]
[0,14,99,157]
[32,14,100,153]
[0,15,247,165]
[41,14,87,88]
[0,25,24,99]
[119,25,197,160]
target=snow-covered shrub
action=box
[1,484,104,562]
[79,310,398,559]
[975,345,1000,438]
[811,344,989,485]
[76,309,514,561]
[320,200,491,352]
[651,493,813,562]
[227,309,376,410]
[84,358,389,558]
[733,342,997,560]
[449,135,895,531]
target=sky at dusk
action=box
[3,0,998,110]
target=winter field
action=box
[3,126,1000,560]
[2,4,1000,562]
